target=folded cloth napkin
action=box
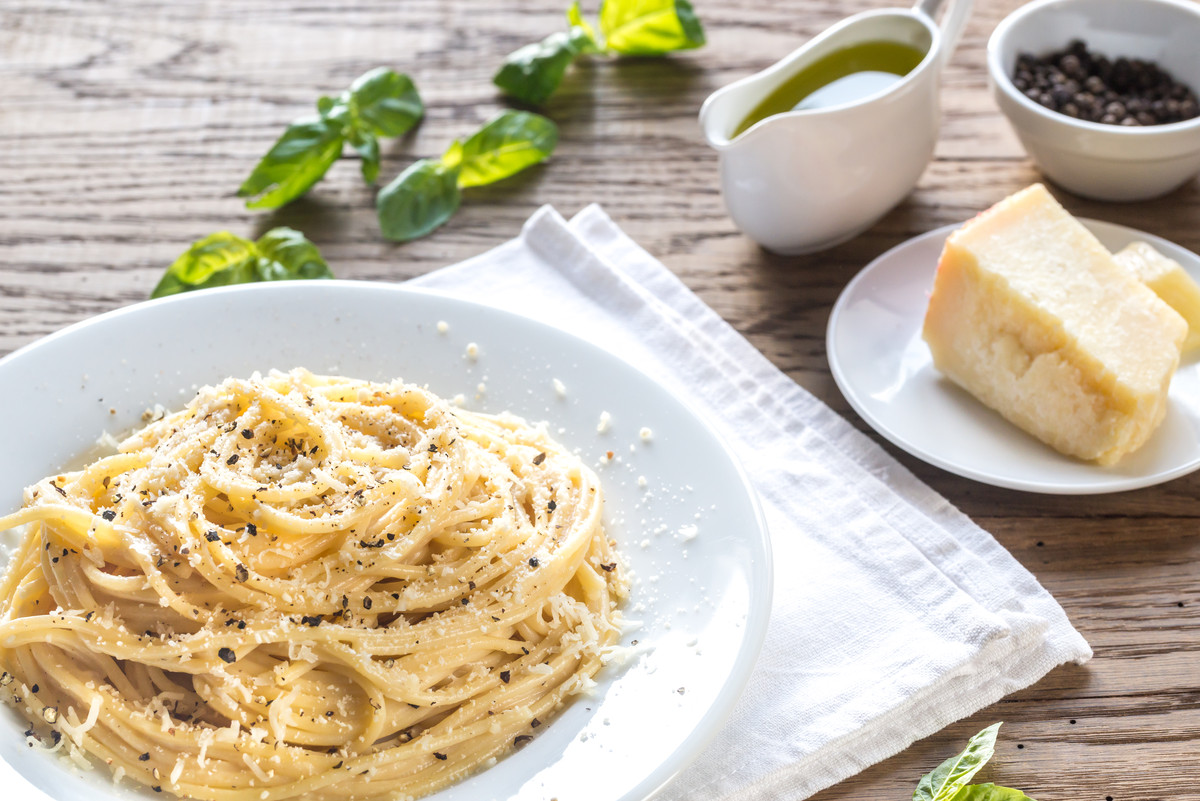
[410,205,1092,801]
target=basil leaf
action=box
[494,31,583,106]
[348,128,381,183]
[914,724,1002,801]
[377,159,462,242]
[346,68,424,138]
[237,116,345,209]
[254,227,334,281]
[950,784,1037,801]
[449,110,557,189]
[599,0,706,55]
[151,232,260,298]
[151,229,332,298]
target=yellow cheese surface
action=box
[1114,241,1200,353]
[922,184,1186,465]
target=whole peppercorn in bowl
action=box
[988,0,1200,201]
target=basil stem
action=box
[376,110,558,242]
[238,68,423,209]
[151,228,333,298]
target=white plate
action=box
[0,282,772,801]
[827,220,1200,494]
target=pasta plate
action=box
[0,282,771,801]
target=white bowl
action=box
[988,0,1200,201]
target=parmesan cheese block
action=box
[1113,241,1200,354]
[922,184,1186,465]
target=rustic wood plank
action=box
[1,0,1199,799]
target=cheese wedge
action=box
[922,184,1186,465]
[1113,241,1200,354]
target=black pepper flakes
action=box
[600,562,616,572]
[362,596,373,610]
[30,684,39,693]
[300,615,322,627]
[514,735,533,747]
[500,670,511,684]
[226,454,239,465]
[139,752,151,761]
[101,510,116,521]
[234,564,250,583]
[530,718,541,728]
[218,647,236,664]
[532,452,546,465]
[241,429,253,439]
[528,557,539,568]
[246,523,257,536]
[547,500,557,512]
[434,752,448,760]
[205,531,221,543]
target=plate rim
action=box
[826,219,1200,494]
[0,280,774,801]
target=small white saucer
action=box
[827,220,1200,494]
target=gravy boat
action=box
[700,0,972,254]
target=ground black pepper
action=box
[1013,40,1199,126]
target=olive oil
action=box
[733,40,927,137]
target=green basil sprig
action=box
[151,228,333,298]
[238,68,423,209]
[914,724,1038,801]
[494,0,705,106]
[376,110,557,242]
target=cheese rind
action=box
[1113,241,1200,354]
[922,184,1186,465]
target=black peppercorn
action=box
[1014,40,1199,126]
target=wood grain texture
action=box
[2,0,1199,799]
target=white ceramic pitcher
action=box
[700,0,973,255]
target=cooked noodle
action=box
[0,370,625,800]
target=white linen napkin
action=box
[410,205,1092,801]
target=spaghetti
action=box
[0,370,625,800]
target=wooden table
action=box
[2,1,1197,799]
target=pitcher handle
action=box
[914,0,973,67]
